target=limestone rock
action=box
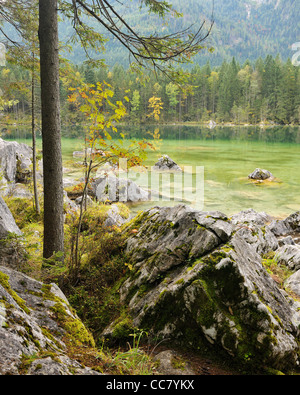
[63,177,78,189]
[5,183,33,199]
[0,172,8,195]
[73,148,104,158]
[152,155,182,172]
[63,190,79,214]
[0,196,22,238]
[285,270,300,298]
[0,266,100,375]
[278,236,295,247]
[268,211,300,237]
[275,245,300,271]
[0,138,33,183]
[105,205,300,372]
[104,204,129,228]
[75,195,94,208]
[92,175,149,203]
[25,355,99,375]
[230,208,278,255]
[231,208,272,226]
[248,168,274,180]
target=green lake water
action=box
[3,124,300,219]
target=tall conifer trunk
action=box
[39,0,64,260]
[31,53,40,215]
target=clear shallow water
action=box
[137,137,300,218]
[3,125,300,219]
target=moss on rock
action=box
[106,205,300,373]
[50,301,95,347]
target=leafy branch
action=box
[59,0,214,81]
[67,81,155,281]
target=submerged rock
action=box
[104,204,300,372]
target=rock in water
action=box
[104,205,300,372]
[248,168,274,180]
[152,155,182,172]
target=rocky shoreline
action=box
[1,138,300,375]
[1,194,300,374]
[102,205,300,373]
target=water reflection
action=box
[2,124,300,144]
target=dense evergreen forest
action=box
[2,0,300,377]
[1,54,299,127]
[60,0,299,67]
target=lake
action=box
[2,124,300,219]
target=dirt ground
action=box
[149,345,241,375]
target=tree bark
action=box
[39,0,64,260]
[31,52,40,215]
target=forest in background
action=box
[56,0,299,67]
[1,54,299,128]
[1,0,300,377]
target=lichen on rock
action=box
[0,266,100,375]
[103,204,300,372]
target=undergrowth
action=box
[4,195,154,374]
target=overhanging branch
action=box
[70,0,214,76]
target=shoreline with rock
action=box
[1,138,300,375]
[2,192,300,373]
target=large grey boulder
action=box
[0,196,22,238]
[104,205,300,372]
[0,266,100,375]
[230,208,278,255]
[92,175,149,203]
[104,204,129,228]
[231,208,272,226]
[0,138,33,183]
[285,270,300,298]
[4,183,33,199]
[268,211,300,237]
[275,245,300,271]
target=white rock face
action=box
[0,196,22,238]
[104,204,300,372]
[0,138,33,183]
[92,175,150,203]
[0,266,100,375]
[152,155,182,172]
